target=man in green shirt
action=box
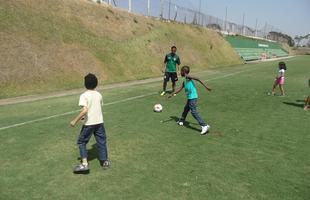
[161,46,181,96]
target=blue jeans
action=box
[180,98,206,126]
[77,123,108,161]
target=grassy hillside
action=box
[0,0,242,98]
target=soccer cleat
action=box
[73,163,89,174]
[101,160,111,170]
[160,91,166,96]
[201,125,210,135]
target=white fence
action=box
[91,0,283,39]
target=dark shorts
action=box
[164,72,178,82]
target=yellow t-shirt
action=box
[79,90,104,125]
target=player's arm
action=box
[162,55,167,73]
[168,83,184,98]
[70,106,88,127]
[186,74,211,91]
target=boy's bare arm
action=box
[168,83,184,98]
[186,74,212,91]
[70,106,88,127]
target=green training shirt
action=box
[164,53,180,72]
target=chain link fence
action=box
[91,0,283,40]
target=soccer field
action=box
[0,56,309,200]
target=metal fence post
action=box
[160,0,163,19]
[173,5,177,21]
[168,0,171,20]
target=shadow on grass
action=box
[169,116,201,132]
[283,100,305,109]
[73,170,90,175]
[77,144,101,164]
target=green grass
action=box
[0,56,309,200]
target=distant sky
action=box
[177,0,310,37]
[115,0,310,37]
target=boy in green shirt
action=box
[169,66,212,135]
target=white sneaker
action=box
[201,125,210,135]
[177,121,184,126]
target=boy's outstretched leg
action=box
[178,100,190,126]
[74,126,93,173]
[188,99,210,135]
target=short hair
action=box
[181,65,190,74]
[171,46,177,50]
[84,73,98,89]
[279,62,287,70]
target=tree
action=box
[294,34,310,47]
[295,36,302,47]
[206,23,222,31]
[268,32,294,46]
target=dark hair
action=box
[181,65,190,74]
[171,46,177,50]
[279,62,287,70]
[84,73,98,89]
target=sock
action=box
[82,158,88,166]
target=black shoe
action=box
[73,164,89,174]
[101,160,111,170]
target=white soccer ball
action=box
[153,104,163,112]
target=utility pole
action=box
[128,0,132,12]
[198,0,202,25]
[160,0,163,19]
[147,0,150,16]
[108,0,111,5]
[254,18,258,37]
[168,0,171,20]
[224,6,227,32]
[242,13,245,35]
[264,22,267,39]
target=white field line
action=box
[0,62,288,131]
[0,92,157,131]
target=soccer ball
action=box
[153,104,163,112]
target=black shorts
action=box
[164,72,178,83]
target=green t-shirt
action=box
[184,78,198,99]
[164,53,180,72]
